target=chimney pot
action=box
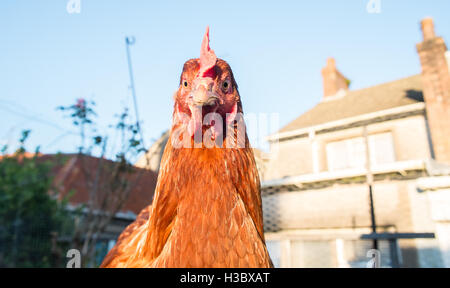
[321,58,349,98]
[326,58,336,69]
[421,17,436,40]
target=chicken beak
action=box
[187,77,219,137]
[190,77,216,106]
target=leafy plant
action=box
[57,98,148,267]
[0,131,73,267]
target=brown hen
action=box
[100,27,272,268]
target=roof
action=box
[279,74,424,133]
[41,154,158,215]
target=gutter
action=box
[65,204,137,221]
[417,176,450,191]
[262,159,427,188]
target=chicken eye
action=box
[182,80,188,87]
[222,80,230,90]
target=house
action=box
[262,18,450,268]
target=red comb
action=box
[198,26,217,78]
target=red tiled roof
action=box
[41,154,158,215]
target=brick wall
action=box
[416,18,450,164]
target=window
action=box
[368,132,396,166]
[326,132,395,171]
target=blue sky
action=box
[1,0,450,157]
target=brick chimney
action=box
[416,17,450,164]
[321,58,349,98]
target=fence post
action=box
[389,239,400,268]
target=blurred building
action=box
[262,18,450,268]
[135,131,169,171]
[46,154,157,264]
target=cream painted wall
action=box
[264,114,431,180]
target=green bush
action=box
[0,131,72,268]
